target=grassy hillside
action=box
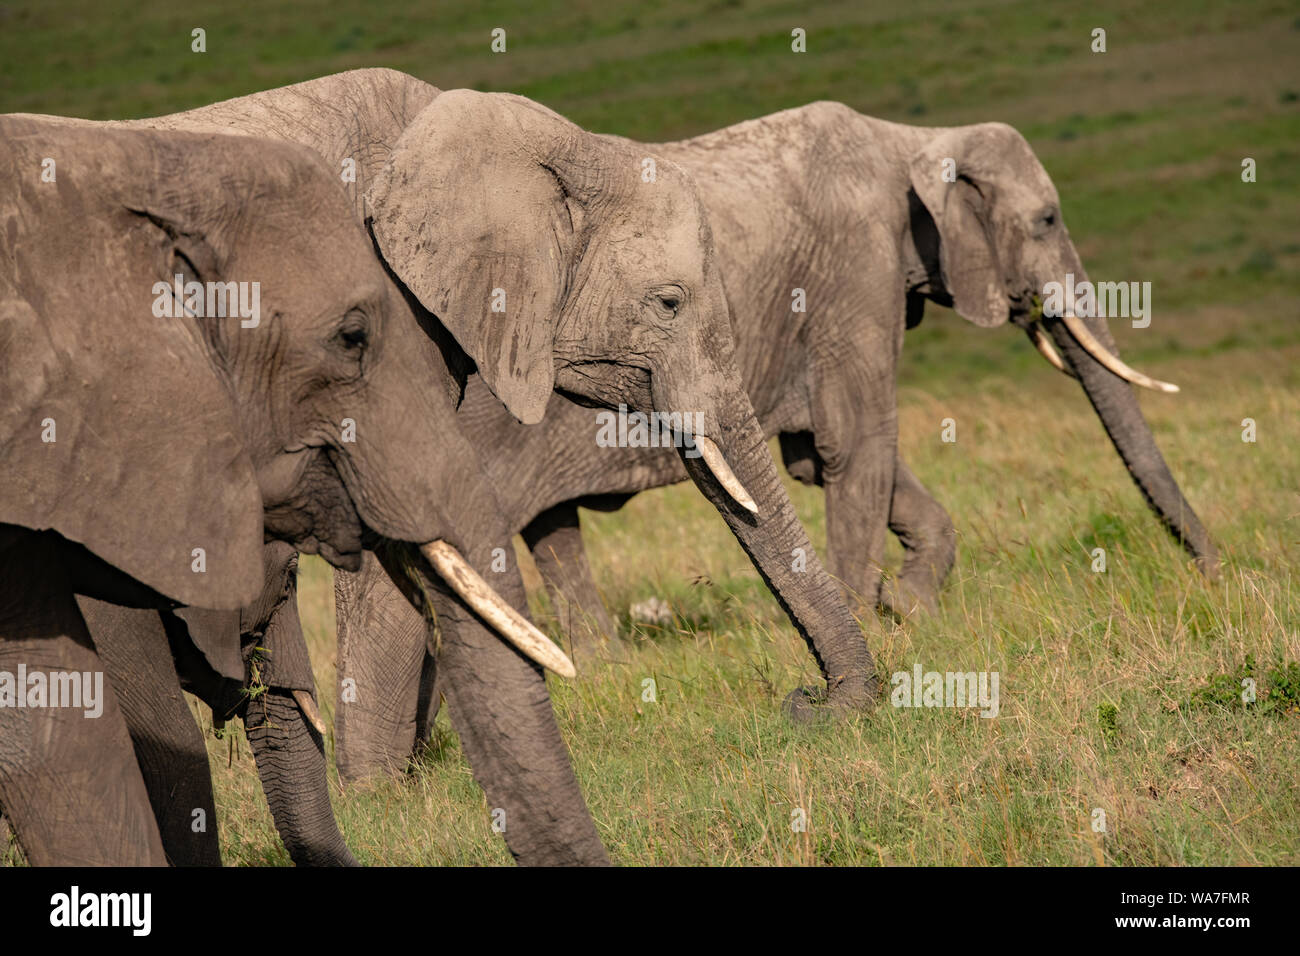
[4,0,1298,315]
[1,0,1296,865]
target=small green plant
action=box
[244,645,270,703]
[1097,700,1119,746]
[1262,660,1300,716]
[1191,656,1300,716]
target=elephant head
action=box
[0,115,556,648]
[364,89,876,711]
[907,123,1218,576]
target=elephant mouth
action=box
[1004,289,1178,393]
[261,450,365,572]
[1008,302,1035,326]
[560,363,760,515]
[554,358,655,413]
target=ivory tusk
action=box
[420,540,576,678]
[292,689,327,736]
[692,434,759,514]
[1026,322,1076,378]
[1060,313,1180,393]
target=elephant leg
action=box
[521,501,617,659]
[76,597,222,866]
[0,530,166,866]
[881,457,957,618]
[372,544,609,865]
[808,284,905,618]
[334,550,430,782]
[822,443,896,617]
[813,387,900,617]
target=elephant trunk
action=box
[243,688,359,867]
[668,377,878,713]
[1044,260,1219,576]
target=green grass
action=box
[183,309,1297,867]
[2,0,1297,865]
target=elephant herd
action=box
[0,68,1215,866]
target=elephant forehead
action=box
[240,222,387,306]
[997,176,1058,213]
[597,194,709,273]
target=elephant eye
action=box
[334,311,369,352]
[648,285,686,319]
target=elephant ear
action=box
[908,125,1009,327]
[365,89,584,425]
[0,119,264,610]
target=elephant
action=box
[559,105,1217,613]
[0,116,575,865]
[14,69,883,863]
[333,103,1221,778]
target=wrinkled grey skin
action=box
[79,515,611,867]
[338,103,1220,777]
[0,117,505,864]
[85,73,877,778]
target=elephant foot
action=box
[1195,550,1222,581]
[878,573,939,621]
[782,672,879,723]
